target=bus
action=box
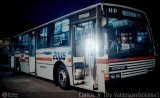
[9,3,155,93]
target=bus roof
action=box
[15,3,146,37]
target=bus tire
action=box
[57,64,70,89]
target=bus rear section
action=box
[105,5,155,80]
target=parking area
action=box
[0,65,96,98]
[0,65,160,98]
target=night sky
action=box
[0,0,159,41]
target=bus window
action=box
[37,27,51,48]
[107,8,154,59]
[53,19,69,47]
[22,34,29,50]
[8,41,15,56]
[14,36,22,51]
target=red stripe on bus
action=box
[127,56,155,61]
[15,57,20,59]
[36,57,52,61]
[96,56,155,64]
[25,57,29,59]
[20,59,26,62]
[109,56,155,63]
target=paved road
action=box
[0,65,160,98]
[0,65,100,98]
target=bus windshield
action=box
[107,6,154,59]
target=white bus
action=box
[9,3,155,93]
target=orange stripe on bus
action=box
[96,59,108,64]
[68,58,72,62]
[104,75,110,80]
[108,59,122,63]
[36,57,52,61]
[104,77,110,80]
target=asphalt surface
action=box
[0,64,160,98]
[0,65,100,98]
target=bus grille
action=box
[109,59,155,78]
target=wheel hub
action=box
[58,69,67,87]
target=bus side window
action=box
[14,37,22,51]
[22,34,29,50]
[53,19,70,47]
[37,26,51,48]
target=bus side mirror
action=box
[101,16,107,27]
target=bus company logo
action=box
[2,92,7,98]
[108,7,117,14]
[79,12,90,19]
[110,66,127,71]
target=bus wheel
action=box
[57,65,70,89]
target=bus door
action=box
[72,20,97,89]
[10,42,15,68]
[29,33,36,74]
